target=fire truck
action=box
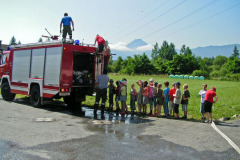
[0,40,110,109]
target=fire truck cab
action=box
[0,40,110,109]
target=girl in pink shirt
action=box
[142,81,149,115]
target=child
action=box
[148,78,154,116]
[204,87,218,123]
[181,84,190,119]
[199,83,207,120]
[152,82,158,116]
[156,83,164,117]
[108,79,116,112]
[163,81,170,117]
[173,82,181,118]
[115,81,121,115]
[120,80,127,116]
[130,83,137,116]
[142,81,149,115]
[169,83,176,117]
[136,80,143,115]
[122,78,128,114]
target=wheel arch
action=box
[0,75,10,87]
[28,79,43,97]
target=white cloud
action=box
[136,44,153,51]
[109,41,153,52]
[109,42,133,51]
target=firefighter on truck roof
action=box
[94,34,107,53]
[60,13,74,40]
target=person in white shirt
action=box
[199,83,207,120]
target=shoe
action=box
[147,113,152,116]
[182,116,187,119]
[94,110,97,118]
[209,120,212,123]
[201,116,204,120]
[120,112,125,115]
[205,120,209,123]
[151,114,156,117]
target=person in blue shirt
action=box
[60,13,74,40]
[163,81,170,116]
[94,69,109,119]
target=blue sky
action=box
[1,0,239,50]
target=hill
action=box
[192,44,240,58]
[110,39,240,60]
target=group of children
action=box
[108,78,190,119]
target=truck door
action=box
[0,53,7,79]
[95,54,104,80]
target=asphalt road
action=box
[0,97,239,160]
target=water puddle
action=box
[82,107,154,125]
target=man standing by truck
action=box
[94,69,109,119]
[60,13,74,40]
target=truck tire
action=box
[30,85,41,107]
[1,83,16,101]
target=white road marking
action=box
[211,122,240,154]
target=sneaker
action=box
[182,116,187,119]
[151,114,156,117]
[205,120,209,123]
[209,120,212,123]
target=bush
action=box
[192,70,209,78]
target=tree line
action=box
[108,41,240,81]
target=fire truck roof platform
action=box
[10,40,96,50]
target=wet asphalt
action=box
[0,98,239,160]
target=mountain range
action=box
[110,39,240,60]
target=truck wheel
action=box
[30,85,41,107]
[1,83,16,101]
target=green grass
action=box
[83,74,240,120]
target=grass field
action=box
[83,74,240,121]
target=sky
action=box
[1,0,240,51]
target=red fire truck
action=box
[0,40,110,109]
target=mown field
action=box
[83,74,240,120]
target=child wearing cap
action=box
[108,79,116,112]
[204,87,218,123]
[173,82,181,118]
[181,84,190,119]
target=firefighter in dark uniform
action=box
[94,69,109,119]
[60,13,74,40]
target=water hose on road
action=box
[211,122,240,155]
